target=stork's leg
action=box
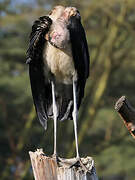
[72,81,89,171]
[51,81,58,157]
[72,79,79,159]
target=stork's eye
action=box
[76,10,80,16]
[49,11,52,15]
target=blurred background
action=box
[1,0,135,179]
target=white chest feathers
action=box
[43,42,76,84]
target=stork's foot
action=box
[79,158,90,172]
[70,157,89,172]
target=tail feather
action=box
[45,82,74,121]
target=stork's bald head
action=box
[48,5,65,22]
[47,6,80,49]
[48,6,80,22]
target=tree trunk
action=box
[29,149,98,180]
[115,96,135,138]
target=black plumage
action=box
[67,15,89,108]
[27,16,52,129]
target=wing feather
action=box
[26,16,52,130]
[67,16,90,108]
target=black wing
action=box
[67,15,90,108]
[26,16,52,130]
[26,16,52,64]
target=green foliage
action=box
[1,0,135,179]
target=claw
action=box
[78,158,89,172]
[69,157,89,172]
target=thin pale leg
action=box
[72,79,79,159]
[72,80,88,171]
[51,81,58,157]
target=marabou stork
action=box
[26,5,90,160]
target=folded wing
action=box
[26,16,52,130]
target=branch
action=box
[115,96,135,138]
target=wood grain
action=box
[29,149,99,180]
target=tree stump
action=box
[29,149,98,180]
[115,96,135,138]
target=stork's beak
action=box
[45,33,49,41]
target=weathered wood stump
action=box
[29,149,98,180]
[115,96,135,138]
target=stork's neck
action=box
[48,17,70,49]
